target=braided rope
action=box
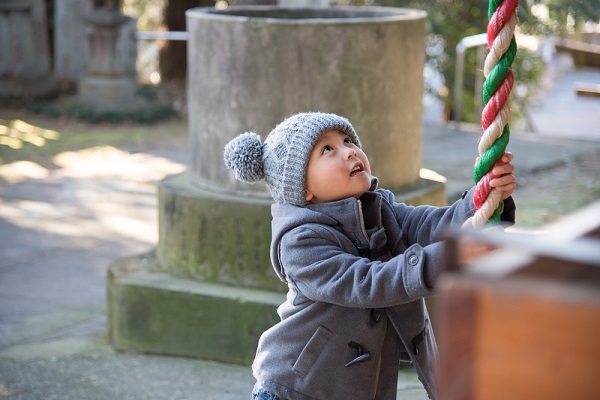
[464,0,518,229]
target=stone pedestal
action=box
[108,6,447,365]
[0,0,54,99]
[54,0,93,83]
[108,171,444,364]
[155,171,445,291]
[156,173,279,291]
[107,253,284,365]
[0,0,50,78]
[77,8,139,109]
[78,75,137,105]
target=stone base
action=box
[107,170,446,363]
[157,171,446,287]
[0,75,57,100]
[107,252,284,365]
[157,172,281,291]
[78,75,142,109]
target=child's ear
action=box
[305,190,314,203]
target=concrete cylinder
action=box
[186,6,427,195]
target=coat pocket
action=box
[292,326,333,378]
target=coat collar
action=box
[305,190,383,243]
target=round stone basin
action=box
[186,6,427,198]
[194,7,424,21]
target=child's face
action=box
[305,130,372,204]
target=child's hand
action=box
[490,152,516,201]
[475,152,516,201]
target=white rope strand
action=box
[484,13,517,77]
[479,101,511,156]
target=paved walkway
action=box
[0,61,599,399]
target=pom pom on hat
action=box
[223,131,265,183]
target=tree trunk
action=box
[159,0,214,81]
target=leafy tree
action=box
[339,0,598,122]
[522,0,600,36]
[122,0,215,81]
[122,0,165,30]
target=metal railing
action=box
[136,31,188,41]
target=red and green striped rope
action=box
[465,0,518,228]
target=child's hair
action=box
[224,112,361,206]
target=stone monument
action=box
[108,6,446,365]
[54,0,94,84]
[0,0,53,98]
[77,1,139,109]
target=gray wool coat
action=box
[252,186,514,400]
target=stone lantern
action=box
[78,1,138,108]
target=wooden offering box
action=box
[436,202,600,400]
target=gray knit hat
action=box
[224,112,361,206]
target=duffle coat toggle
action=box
[355,242,370,258]
[345,341,372,367]
[371,308,384,323]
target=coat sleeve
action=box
[385,187,477,247]
[279,224,433,308]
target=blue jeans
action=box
[251,382,284,400]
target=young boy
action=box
[224,112,516,400]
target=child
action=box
[223,112,516,400]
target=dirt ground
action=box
[511,145,600,229]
